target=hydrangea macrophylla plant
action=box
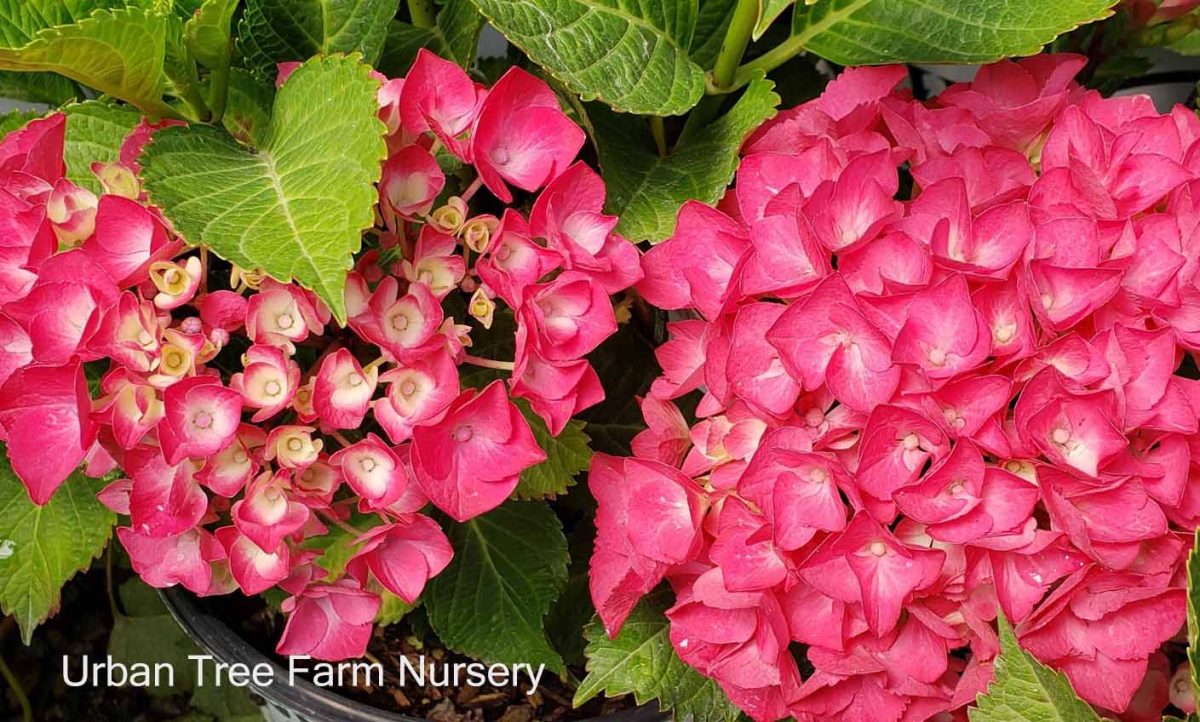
[593,56,1200,722]
[0,48,639,662]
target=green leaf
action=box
[0,5,175,117]
[468,0,706,115]
[575,589,741,722]
[437,0,487,66]
[513,398,592,500]
[754,0,795,38]
[0,70,79,104]
[425,500,569,674]
[1188,528,1200,710]
[185,0,238,69]
[107,578,201,697]
[237,0,400,76]
[969,614,1101,722]
[0,109,41,137]
[0,459,116,644]
[376,0,486,75]
[140,54,387,323]
[61,100,141,194]
[545,522,596,666]
[789,0,1116,65]
[593,74,778,243]
[220,66,275,145]
[690,0,738,67]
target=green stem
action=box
[650,116,667,157]
[0,652,31,722]
[727,34,808,92]
[208,59,231,124]
[407,0,437,28]
[104,543,120,618]
[710,0,759,91]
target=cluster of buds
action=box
[594,57,1200,721]
[0,49,638,661]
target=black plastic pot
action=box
[160,587,665,722]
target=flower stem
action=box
[363,356,389,373]
[710,0,759,91]
[330,431,354,448]
[105,543,120,618]
[462,354,515,371]
[407,0,437,28]
[317,508,366,538]
[728,34,808,92]
[460,176,484,203]
[650,116,668,157]
[0,651,31,722]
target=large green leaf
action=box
[61,100,141,194]
[424,501,569,674]
[575,590,741,722]
[969,614,1101,722]
[468,0,706,115]
[140,54,387,323]
[593,74,778,243]
[237,0,400,76]
[789,0,1116,65]
[0,5,174,116]
[0,459,116,644]
[0,70,78,104]
[513,399,592,500]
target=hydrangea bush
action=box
[7,1,1200,721]
[0,49,639,660]
[590,55,1200,722]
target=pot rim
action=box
[159,587,664,722]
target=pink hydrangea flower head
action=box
[411,381,545,521]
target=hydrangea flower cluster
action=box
[591,55,1200,722]
[0,49,638,661]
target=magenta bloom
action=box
[345,514,453,603]
[277,580,381,661]
[0,359,96,503]
[470,67,585,202]
[157,376,243,465]
[411,381,545,521]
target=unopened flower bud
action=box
[469,287,496,329]
[429,196,468,234]
[461,215,498,253]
